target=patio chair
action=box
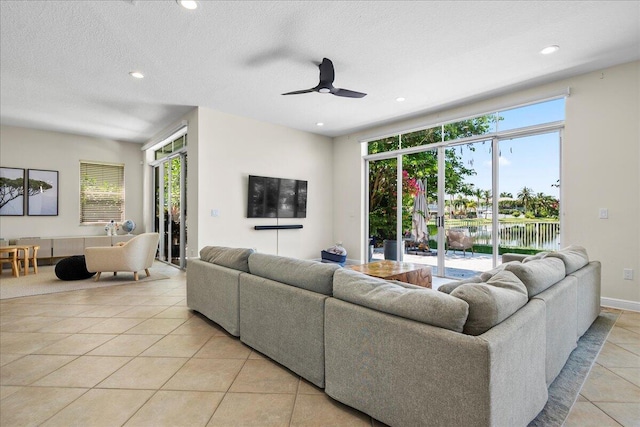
[446,229,474,256]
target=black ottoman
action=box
[55,255,96,281]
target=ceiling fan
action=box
[282,58,367,98]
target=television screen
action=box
[247,175,307,218]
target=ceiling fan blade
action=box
[319,58,335,84]
[333,88,367,98]
[281,88,316,95]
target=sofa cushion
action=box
[522,251,550,263]
[437,276,482,294]
[333,269,469,332]
[486,270,529,294]
[248,252,338,295]
[199,246,254,273]
[505,257,566,297]
[479,261,521,282]
[545,245,589,274]
[450,270,528,336]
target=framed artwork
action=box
[0,167,25,216]
[27,169,59,216]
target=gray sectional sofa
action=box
[186,245,601,427]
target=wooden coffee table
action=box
[350,260,432,288]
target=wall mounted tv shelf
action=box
[254,225,303,230]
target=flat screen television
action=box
[247,175,307,218]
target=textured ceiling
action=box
[1,1,639,143]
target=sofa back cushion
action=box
[199,246,254,273]
[450,270,528,336]
[333,269,469,332]
[248,253,338,295]
[522,251,550,263]
[545,245,589,274]
[437,276,482,294]
[505,257,566,297]
[479,260,521,282]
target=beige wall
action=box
[333,60,640,307]
[0,125,144,240]
[195,107,334,259]
[154,107,334,259]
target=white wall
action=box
[333,60,640,307]
[143,106,334,261]
[0,125,144,239]
[194,107,334,259]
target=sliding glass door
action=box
[153,153,187,268]
[364,97,564,280]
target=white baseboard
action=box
[601,297,640,313]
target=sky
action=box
[452,98,563,200]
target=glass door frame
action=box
[151,148,187,269]
[363,122,564,279]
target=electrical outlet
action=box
[623,268,633,280]
[599,208,608,219]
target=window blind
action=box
[80,162,125,223]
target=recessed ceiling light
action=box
[540,45,560,55]
[396,97,406,102]
[316,122,324,127]
[129,71,144,79]
[177,0,198,10]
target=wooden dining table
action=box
[0,245,37,277]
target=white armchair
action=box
[85,232,160,281]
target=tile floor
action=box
[0,263,638,426]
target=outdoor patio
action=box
[371,248,498,285]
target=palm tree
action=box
[517,186,533,214]
[482,189,491,218]
[473,188,484,218]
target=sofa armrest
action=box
[186,258,243,336]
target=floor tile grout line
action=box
[35,386,93,426]
[201,341,253,425]
[598,363,640,396]
[287,374,302,427]
[4,275,631,425]
[585,401,626,427]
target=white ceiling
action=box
[1,1,639,143]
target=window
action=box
[154,134,187,160]
[80,161,125,223]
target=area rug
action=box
[528,310,620,426]
[0,265,169,300]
